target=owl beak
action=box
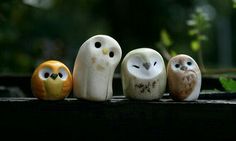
[50,73,58,80]
[180,66,187,71]
[102,48,109,55]
[143,62,151,70]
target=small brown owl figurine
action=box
[31,60,72,100]
[167,54,201,101]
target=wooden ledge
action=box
[0,94,236,139]
[0,95,236,104]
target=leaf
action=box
[186,20,196,26]
[188,29,199,36]
[170,50,177,57]
[219,76,236,92]
[191,40,201,52]
[198,35,208,41]
[160,29,172,47]
[233,0,236,8]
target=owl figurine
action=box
[167,54,201,101]
[121,48,167,100]
[31,60,72,100]
[73,35,122,101]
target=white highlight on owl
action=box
[73,35,122,101]
[121,48,167,100]
[167,54,201,101]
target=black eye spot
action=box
[187,62,192,66]
[109,51,114,58]
[154,62,157,66]
[95,42,101,48]
[44,72,50,78]
[175,64,180,68]
[132,65,140,69]
[58,73,63,78]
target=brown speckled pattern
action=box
[169,72,197,101]
[134,79,159,94]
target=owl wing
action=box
[170,72,197,101]
[73,57,88,99]
[62,76,72,98]
[31,78,46,99]
[80,64,88,98]
[179,73,197,99]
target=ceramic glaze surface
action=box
[31,60,72,100]
[167,54,201,101]
[121,48,166,100]
[73,35,122,101]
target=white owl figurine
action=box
[73,35,122,101]
[167,54,201,101]
[121,48,167,100]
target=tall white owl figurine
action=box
[73,35,122,101]
[167,54,201,101]
[121,48,166,100]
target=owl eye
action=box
[132,65,140,69]
[58,68,68,80]
[154,61,157,66]
[39,67,52,80]
[109,51,114,58]
[58,73,63,78]
[187,61,192,66]
[44,72,50,78]
[175,64,180,68]
[95,42,101,48]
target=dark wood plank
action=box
[1,75,236,139]
[0,96,235,140]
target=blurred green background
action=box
[0,0,235,74]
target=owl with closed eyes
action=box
[167,54,201,101]
[121,48,166,100]
[73,35,122,101]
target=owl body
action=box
[73,35,122,101]
[121,48,166,100]
[167,54,201,101]
[31,60,72,100]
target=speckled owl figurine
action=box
[167,54,201,101]
[73,35,122,101]
[121,48,166,100]
[31,60,72,100]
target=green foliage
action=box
[160,29,172,47]
[191,40,201,52]
[170,50,177,57]
[0,0,235,74]
[233,0,236,8]
[0,0,110,73]
[187,7,211,52]
[219,76,236,92]
[155,29,176,60]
